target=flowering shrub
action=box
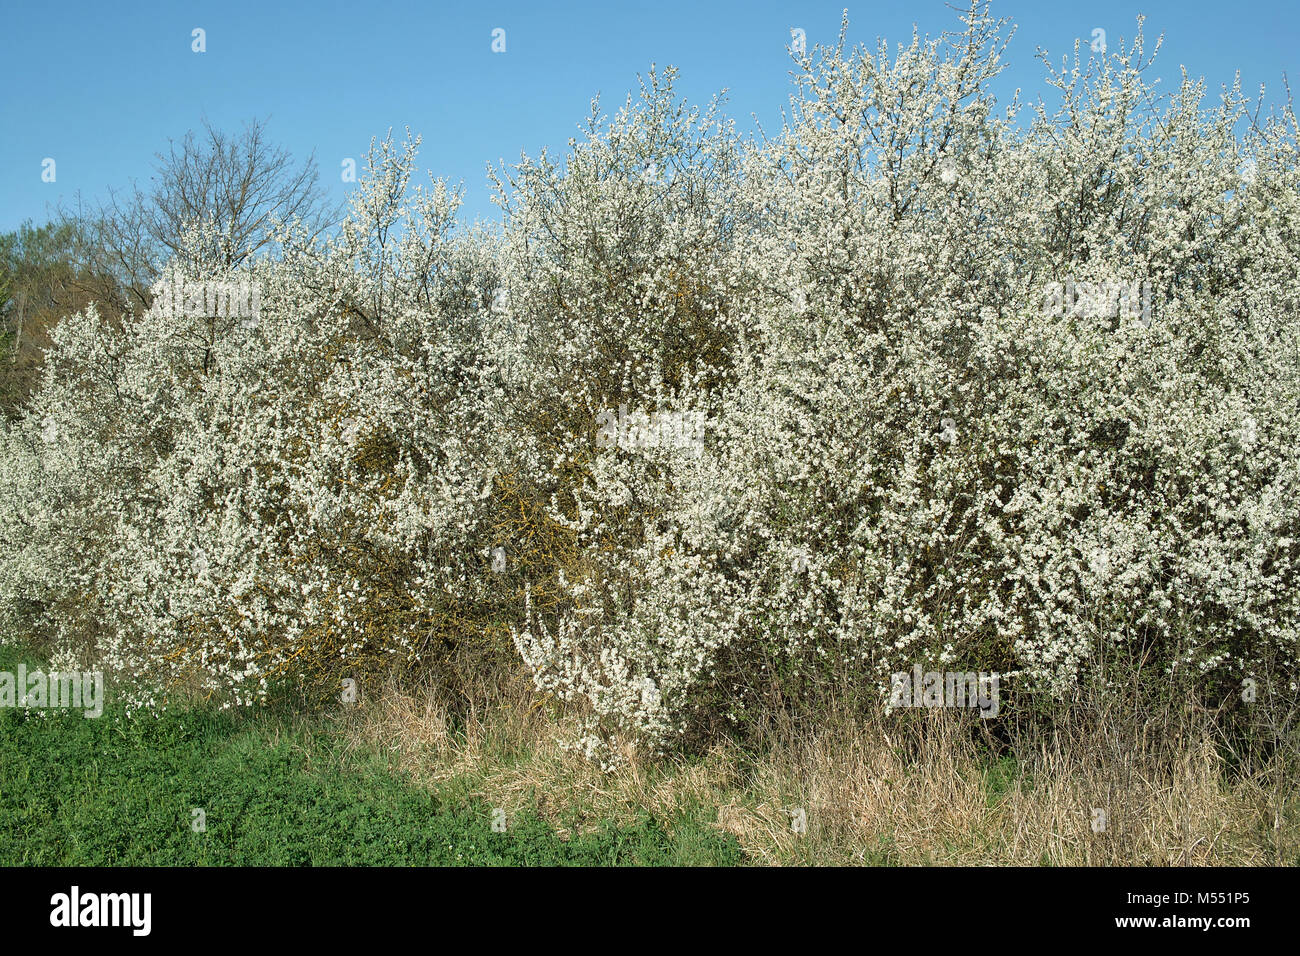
[514,10,1300,758]
[0,136,514,707]
[2,6,1298,759]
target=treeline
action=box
[0,118,333,416]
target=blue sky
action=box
[1,0,1295,232]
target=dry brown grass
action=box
[337,668,1300,865]
[338,670,738,836]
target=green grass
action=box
[982,753,1023,807]
[0,645,743,866]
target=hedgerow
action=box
[2,4,1297,762]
